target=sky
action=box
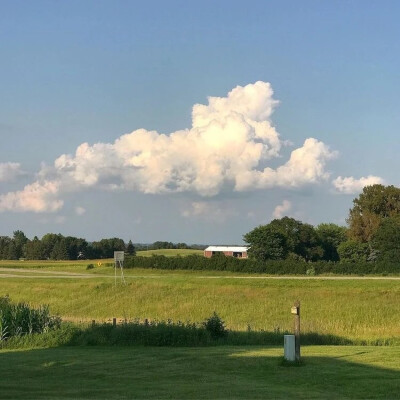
[0,0,399,244]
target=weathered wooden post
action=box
[113,317,117,327]
[291,300,301,361]
[91,319,96,327]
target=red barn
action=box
[204,246,249,259]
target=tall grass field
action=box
[0,260,399,344]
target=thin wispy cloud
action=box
[0,162,24,183]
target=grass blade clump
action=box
[0,296,61,342]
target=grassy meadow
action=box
[0,260,399,344]
[1,259,399,399]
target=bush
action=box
[203,312,227,339]
[306,267,316,276]
[122,255,400,275]
[86,264,94,270]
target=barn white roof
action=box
[205,246,249,252]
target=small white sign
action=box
[114,251,125,262]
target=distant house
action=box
[204,246,249,259]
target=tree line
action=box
[244,184,400,264]
[0,233,202,261]
[0,233,136,260]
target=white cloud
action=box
[55,215,66,224]
[0,81,337,212]
[0,162,23,182]
[272,200,292,219]
[182,201,236,222]
[75,206,86,216]
[332,175,384,194]
[0,180,63,213]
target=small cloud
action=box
[55,215,66,224]
[0,162,24,182]
[0,180,63,213]
[272,200,292,219]
[75,206,86,216]
[332,175,384,194]
[247,211,256,218]
[182,201,236,222]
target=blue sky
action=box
[0,1,399,243]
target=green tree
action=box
[337,240,369,263]
[25,236,45,260]
[41,233,63,259]
[7,242,18,260]
[347,184,400,242]
[0,236,12,259]
[243,225,288,261]
[126,240,136,256]
[50,239,68,260]
[269,217,323,261]
[13,230,28,259]
[371,216,400,262]
[316,223,348,261]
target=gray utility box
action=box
[284,335,296,361]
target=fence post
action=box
[293,300,301,361]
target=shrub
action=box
[306,267,316,276]
[203,312,227,339]
[86,264,94,270]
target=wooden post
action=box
[91,320,95,327]
[113,317,117,327]
[294,300,300,361]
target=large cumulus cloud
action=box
[0,81,337,213]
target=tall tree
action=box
[269,217,323,261]
[13,230,28,259]
[126,240,136,256]
[371,216,400,262]
[316,223,348,261]
[243,225,288,261]
[347,184,400,242]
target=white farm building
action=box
[204,246,249,259]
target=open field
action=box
[0,346,399,399]
[0,261,399,343]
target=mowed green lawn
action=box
[0,261,399,343]
[0,346,399,399]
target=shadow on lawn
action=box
[0,346,399,399]
[3,320,395,349]
[65,321,357,346]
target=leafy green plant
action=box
[306,267,316,276]
[0,296,61,340]
[203,312,227,339]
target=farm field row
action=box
[0,345,399,399]
[0,262,399,343]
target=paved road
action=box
[0,268,399,280]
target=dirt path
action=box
[0,268,399,280]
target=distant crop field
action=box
[0,263,399,344]
[136,248,204,257]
